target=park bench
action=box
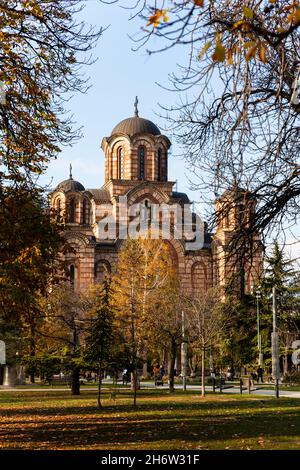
[44,376,71,387]
[240,376,255,393]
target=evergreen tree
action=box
[85,281,116,409]
[260,242,300,373]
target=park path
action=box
[1,381,300,399]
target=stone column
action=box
[2,366,17,388]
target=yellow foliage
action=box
[259,44,267,63]
[243,6,254,20]
[233,20,252,32]
[212,42,226,62]
[17,246,41,264]
[147,9,169,28]
[198,41,212,60]
[245,44,257,61]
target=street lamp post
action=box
[255,287,263,367]
[272,286,280,398]
[252,285,263,367]
[181,311,187,392]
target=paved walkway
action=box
[1,382,300,398]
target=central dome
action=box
[111,116,161,137]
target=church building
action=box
[49,101,261,294]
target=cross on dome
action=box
[134,96,139,117]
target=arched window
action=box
[56,199,61,221]
[139,146,145,180]
[69,198,75,223]
[237,204,245,226]
[69,264,75,289]
[224,210,230,228]
[165,152,168,181]
[94,260,111,283]
[141,199,152,226]
[118,147,123,179]
[157,149,161,181]
[191,262,207,292]
[82,199,90,225]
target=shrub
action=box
[282,371,300,384]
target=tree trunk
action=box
[97,365,103,409]
[201,347,206,397]
[130,364,138,407]
[29,326,36,384]
[169,340,177,393]
[284,344,288,375]
[133,367,137,407]
[71,368,80,395]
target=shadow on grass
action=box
[1,391,300,449]
[1,407,300,449]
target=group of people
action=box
[122,364,265,386]
[121,364,166,386]
[211,366,264,383]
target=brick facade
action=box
[49,112,262,294]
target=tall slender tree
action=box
[146,277,183,393]
[112,238,171,405]
[185,287,232,397]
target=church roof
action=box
[220,186,248,199]
[111,97,161,137]
[54,165,85,193]
[172,191,190,204]
[111,116,161,137]
[86,188,111,202]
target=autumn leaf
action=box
[198,41,212,60]
[227,48,234,65]
[244,41,257,49]
[258,44,267,63]
[245,44,257,61]
[147,9,169,28]
[243,6,254,19]
[233,20,252,32]
[194,0,205,6]
[212,42,226,62]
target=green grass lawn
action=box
[0,389,300,450]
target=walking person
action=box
[257,366,264,383]
[122,368,129,385]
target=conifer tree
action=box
[85,281,115,409]
[260,242,300,373]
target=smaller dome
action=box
[56,178,85,193]
[220,186,247,200]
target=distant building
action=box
[49,101,261,294]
